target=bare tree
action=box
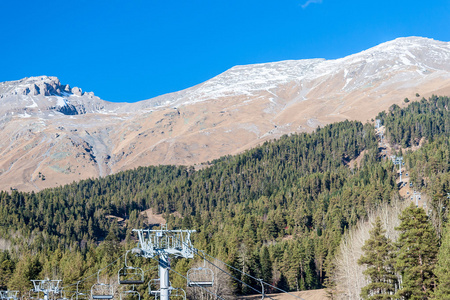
[330,197,409,299]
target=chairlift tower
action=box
[133,225,196,300]
[375,119,385,146]
[31,280,61,300]
[413,191,421,207]
[375,119,381,129]
[391,156,403,182]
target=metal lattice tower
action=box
[133,225,196,300]
[391,156,404,182]
[31,280,61,300]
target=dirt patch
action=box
[141,208,167,225]
[105,215,126,227]
[238,289,327,300]
[347,150,367,169]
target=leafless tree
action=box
[330,196,409,299]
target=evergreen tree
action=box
[0,251,14,290]
[8,253,41,293]
[358,217,397,300]
[395,205,438,299]
[433,221,450,298]
[260,246,272,286]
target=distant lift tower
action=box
[391,156,404,182]
[375,119,381,129]
[375,119,384,146]
[413,191,421,207]
[133,225,196,300]
[31,280,61,300]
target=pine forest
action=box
[1,95,450,299]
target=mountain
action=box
[1,36,450,191]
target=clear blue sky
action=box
[1,0,449,103]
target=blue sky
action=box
[1,0,449,103]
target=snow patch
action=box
[56,97,67,107]
[18,112,31,118]
[343,78,353,90]
[400,55,412,65]
[26,97,38,108]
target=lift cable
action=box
[61,252,126,290]
[200,249,305,300]
[164,230,303,300]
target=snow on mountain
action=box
[0,76,122,117]
[133,37,450,110]
[1,36,450,192]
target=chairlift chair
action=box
[148,279,160,298]
[56,288,69,300]
[70,292,89,300]
[186,257,214,288]
[6,291,19,300]
[118,251,145,285]
[148,280,185,300]
[119,287,140,300]
[91,271,114,300]
[71,281,89,300]
[169,287,186,300]
[28,289,40,300]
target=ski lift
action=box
[28,289,40,300]
[258,279,265,299]
[119,287,140,300]
[148,279,160,298]
[56,289,69,300]
[71,281,89,300]
[186,257,214,288]
[0,291,6,300]
[5,292,16,300]
[91,271,114,300]
[148,280,186,300]
[169,287,186,300]
[70,291,89,300]
[118,250,145,285]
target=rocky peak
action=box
[0,76,87,98]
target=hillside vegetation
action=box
[1,96,450,299]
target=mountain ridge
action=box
[1,36,450,191]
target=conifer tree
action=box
[358,217,397,300]
[395,205,438,299]
[260,246,272,286]
[433,221,450,298]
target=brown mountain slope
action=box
[1,37,450,191]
